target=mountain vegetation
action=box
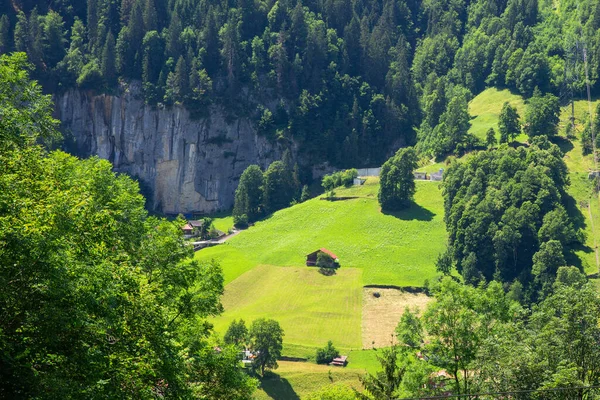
[3,0,600,398]
[1,0,599,168]
[0,52,257,400]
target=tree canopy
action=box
[0,52,255,400]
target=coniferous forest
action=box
[3,0,600,399]
[1,0,599,165]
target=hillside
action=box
[198,179,446,287]
[469,88,600,277]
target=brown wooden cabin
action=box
[330,356,348,366]
[306,248,339,266]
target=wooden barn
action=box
[306,248,339,266]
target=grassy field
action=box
[253,361,365,400]
[558,98,600,276]
[198,179,447,287]
[468,87,528,143]
[212,265,363,350]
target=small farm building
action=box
[330,356,348,367]
[181,223,194,236]
[306,248,339,266]
[413,171,427,180]
[430,168,444,181]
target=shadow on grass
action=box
[260,371,300,400]
[382,202,436,221]
[566,244,595,274]
[551,136,574,155]
[563,191,588,232]
[318,266,338,276]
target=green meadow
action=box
[196,179,447,287]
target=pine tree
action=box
[101,31,117,87]
[203,11,220,76]
[174,55,189,102]
[220,13,242,95]
[87,0,99,52]
[486,128,497,148]
[0,15,10,54]
[143,0,158,32]
[166,11,182,58]
[14,11,29,53]
[42,11,66,69]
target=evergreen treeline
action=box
[1,0,600,165]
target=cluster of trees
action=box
[322,168,358,197]
[223,318,284,375]
[232,155,301,226]
[310,270,600,399]
[378,147,417,211]
[2,0,599,166]
[440,138,579,301]
[0,52,256,399]
[383,272,600,399]
[315,340,340,364]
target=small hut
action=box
[306,248,339,266]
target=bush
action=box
[234,213,249,228]
[316,252,335,268]
[316,341,339,364]
[77,61,103,90]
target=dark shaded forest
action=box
[1,0,599,166]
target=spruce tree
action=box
[101,31,117,87]
[143,0,158,32]
[486,128,497,148]
[174,55,189,102]
[42,11,66,69]
[0,15,10,54]
[87,0,99,51]
[14,11,29,53]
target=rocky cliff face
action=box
[55,83,282,214]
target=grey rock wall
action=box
[55,82,281,214]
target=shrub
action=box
[316,341,339,364]
[234,213,249,228]
[316,252,335,268]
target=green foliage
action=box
[316,251,336,268]
[300,184,311,202]
[263,160,297,213]
[524,89,560,138]
[76,60,103,89]
[356,346,406,400]
[485,127,496,148]
[322,169,358,197]
[224,319,248,348]
[379,147,418,211]
[233,164,264,223]
[315,340,340,364]
[306,384,357,400]
[442,141,573,290]
[250,318,284,375]
[0,53,59,150]
[395,308,423,349]
[0,51,254,400]
[498,101,520,143]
